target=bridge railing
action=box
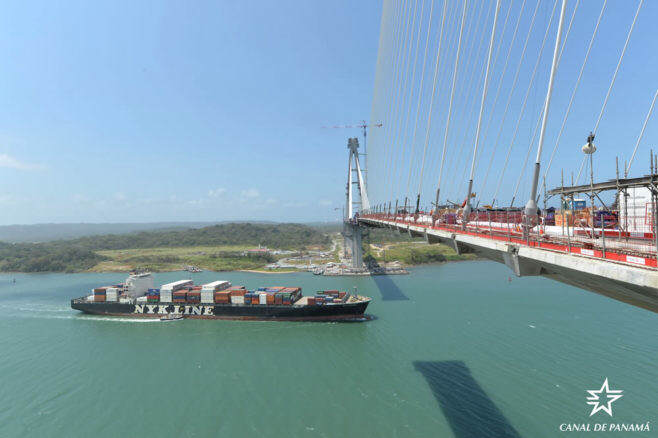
[360,209,658,268]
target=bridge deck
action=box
[359,214,658,313]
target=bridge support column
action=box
[343,221,364,269]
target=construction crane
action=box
[321,121,383,186]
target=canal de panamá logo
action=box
[558,379,650,433]
[586,378,623,417]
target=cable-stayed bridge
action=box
[343,0,658,313]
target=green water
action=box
[0,261,655,437]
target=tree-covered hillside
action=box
[0,223,329,272]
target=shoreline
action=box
[237,269,300,274]
[0,258,482,275]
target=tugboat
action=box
[71,272,371,321]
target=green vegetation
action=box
[0,242,105,273]
[366,228,414,243]
[0,223,329,273]
[93,246,276,272]
[364,228,477,266]
[71,223,329,251]
[0,221,224,242]
[367,242,476,265]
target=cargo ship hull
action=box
[70,299,370,321]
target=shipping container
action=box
[229,289,247,297]
[214,292,230,304]
[94,295,106,302]
[307,297,316,305]
[202,281,231,292]
[231,295,245,305]
[188,291,201,298]
[259,294,267,305]
[274,295,283,305]
[161,280,194,292]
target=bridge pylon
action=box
[342,137,370,269]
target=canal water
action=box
[0,261,655,437]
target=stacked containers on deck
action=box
[147,288,160,303]
[93,287,107,302]
[214,290,231,304]
[187,289,201,303]
[172,290,187,303]
[228,286,246,305]
[314,290,346,305]
[201,281,231,303]
[160,280,193,303]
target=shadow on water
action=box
[413,360,522,438]
[371,274,409,301]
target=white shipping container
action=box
[136,296,148,303]
[200,292,214,303]
[87,295,95,302]
[106,291,118,302]
[201,280,231,292]
[231,295,244,305]
[619,186,655,233]
[161,279,193,292]
[259,294,267,305]
[160,293,172,302]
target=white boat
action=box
[160,314,183,322]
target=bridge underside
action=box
[360,218,658,313]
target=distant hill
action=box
[0,222,330,272]
[0,221,271,243]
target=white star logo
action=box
[586,378,623,417]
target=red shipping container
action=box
[230,289,246,297]
[307,297,316,305]
[274,295,283,305]
[266,294,275,305]
[94,295,106,302]
[338,292,346,298]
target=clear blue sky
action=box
[0,0,382,224]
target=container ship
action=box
[71,272,371,321]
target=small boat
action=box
[160,314,183,322]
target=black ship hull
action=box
[71,299,371,321]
